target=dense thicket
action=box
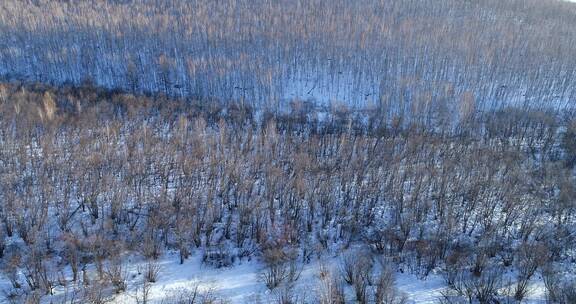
[1,0,576,115]
[0,82,574,302]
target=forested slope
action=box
[1,0,576,113]
[0,82,573,302]
[1,0,576,303]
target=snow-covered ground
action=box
[117,253,548,303]
[112,252,447,304]
[4,250,547,304]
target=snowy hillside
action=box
[1,0,576,111]
[0,1,575,303]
